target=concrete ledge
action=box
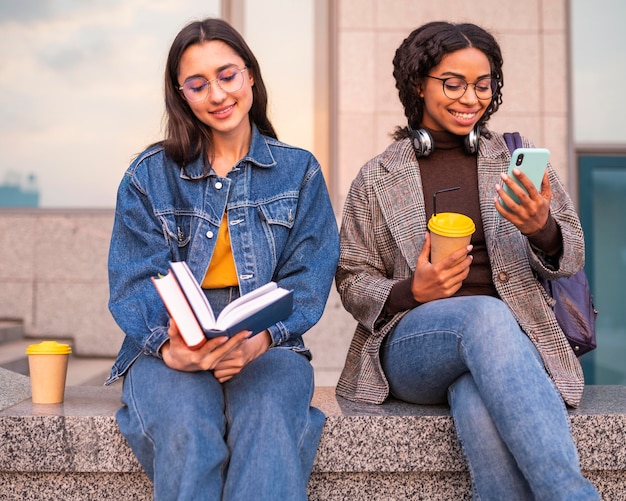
[1,385,625,500]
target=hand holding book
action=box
[152,261,293,349]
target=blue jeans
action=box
[381,296,600,501]
[116,289,324,500]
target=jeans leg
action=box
[449,372,533,500]
[381,296,600,501]
[457,298,598,501]
[222,348,324,501]
[117,354,228,501]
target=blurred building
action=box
[0,172,39,208]
[0,0,624,386]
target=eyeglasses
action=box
[179,66,247,103]
[425,75,497,100]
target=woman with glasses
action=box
[335,21,599,500]
[106,18,338,500]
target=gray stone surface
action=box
[0,368,30,410]
[307,472,471,501]
[1,383,625,500]
[0,472,152,501]
[315,389,464,472]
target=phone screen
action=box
[501,147,550,210]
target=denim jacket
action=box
[106,126,339,385]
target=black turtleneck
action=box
[420,129,498,298]
[385,128,562,315]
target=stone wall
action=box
[0,209,355,385]
[334,0,571,213]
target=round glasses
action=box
[425,75,497,100]
[179,66,247,103]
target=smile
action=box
[449,111,477,120]
[211,104,235,116]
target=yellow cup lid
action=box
[26,340,72,355]
[428,212,475,237]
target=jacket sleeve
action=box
[267,159,340,346]
[526,161,585,279]
[335,170,400,334]
[107,165,171,358]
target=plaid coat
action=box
[335,131,586,408]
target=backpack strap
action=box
[503,132,523,155]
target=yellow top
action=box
[26,340,72,355]
[201,214,239,289]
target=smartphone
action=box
[500,147,550,211]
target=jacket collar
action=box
[179,124,277,180]
[374,129,510,267]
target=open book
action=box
[152,261,293,349]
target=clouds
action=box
[0,1,60,23]
[0,0,220,207]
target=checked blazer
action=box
[335,131,586,408]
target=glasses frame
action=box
[178,66,248,103]
[425,75,497,101]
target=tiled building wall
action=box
[0,209,356,385]
[0,210,117,355]
[334,0,569,213]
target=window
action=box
[236,0,332,189]
[0,0,333,208]
[572,0,626,383]
[578,155,626,384]
[572,0,626,143]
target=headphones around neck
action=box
[408,125,482,157]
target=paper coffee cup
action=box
[428,212,475,264]
[26,341,72,404]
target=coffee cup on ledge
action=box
[26,340,72,404]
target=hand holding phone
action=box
[500,147,550,212]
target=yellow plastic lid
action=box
[26,340,72,355]
[428,212,476,237]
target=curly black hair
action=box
[392,21,504,141]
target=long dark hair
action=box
[392,22,504,141]
[161,18,276,167]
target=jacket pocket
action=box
[257,196,298,264]
[158,211,195,249]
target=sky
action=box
[0,0,222,207]
[0,0,623,207]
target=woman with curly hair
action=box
[335,21,599,500]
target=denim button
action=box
[215,181,223,189]
[206,231,214,239]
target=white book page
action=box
[216,282,277,323]
[215,286,290,331]
[170,261,216,328]
[152,273,206,348]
